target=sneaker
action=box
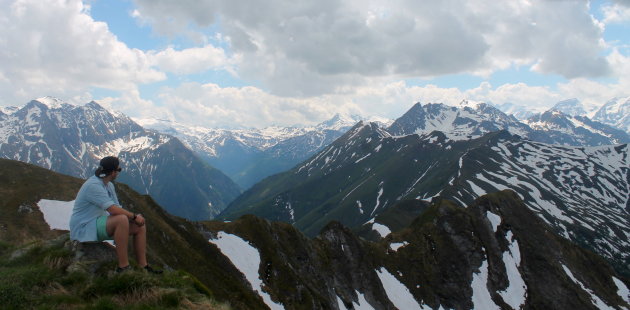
[115,265,132,273]
[143,265,163,274]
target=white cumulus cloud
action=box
[148,45,235,75]
[0,0,165,105]
[133,0,612,97]
[603,2,630,23]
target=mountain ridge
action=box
[137,113,386,189]
[0,97,241,220]
[387,101,629,145]
[138,98,627,192]
[2,158,629,309]
[221,123,630,277]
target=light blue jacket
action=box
[69,176,120,242]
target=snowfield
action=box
[376,267,429,310]
[209,232,284,310]
[471,258,500,310]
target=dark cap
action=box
[95,156,120,177]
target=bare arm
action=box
[106,205,145,226]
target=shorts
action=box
[96,215,112,241]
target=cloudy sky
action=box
[1,0,629,128]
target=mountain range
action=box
[0,97,240,220]
[495,96,630,133]
[137,114,392,189]
[140,98,628,192]
[2,93,630,308]
[2,158,629,309]
[220,103,630,278]
[2,96,626,223]
[493,102,541,120]
[387,100,629,145]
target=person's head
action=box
[95,156,122,180]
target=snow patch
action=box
[209,232,284,310]
[486,211,501,232]
[337,291,376,310]
[390,242,409,252]
[376,267,429,310]
[37,199,74,230]
[341,177,371,202]
[336,295,347,310]
[475,173,510,192]
[355,153,371,163]
[498,231,527,309]
[402,163,436,198]
[613,277,630,304]
[467,180,486,198]
[372,223,391,237]
[371,183,385,216]
[562,264,614,310]
[283,202,295,223]
[471,259,500,310]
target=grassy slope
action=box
[0,158,266,310]
[0,236,227,310]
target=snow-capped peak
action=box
[494,102,547,120]
[316,113,363,131]
[592,96,630,132]
[35,96,70,109]
[0,106,19,115]
[551,98,587,116]
[364,115,394,127]
[458,99,485,110]
[595,96,630,116]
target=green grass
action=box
[0,240,229,310]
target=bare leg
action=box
[129,223,147,267]
[106,214,130,268]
